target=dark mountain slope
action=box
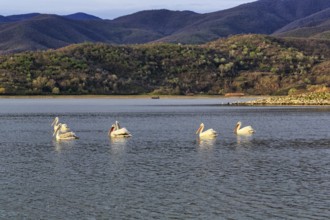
[273,8,330,39]
[0,14,165,53]
[4,13,41,22]
[274,20,330,39]
[1,0,330,53]
[0,13,41,23]
[0,15,8,22]
[0,15,115,53]
[64,12,102,21]
[111,9,203,35]
[158,0,330,43]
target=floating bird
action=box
[108,121,132,138]
[51,117,70,133]
[196,123,217,138]
[234,121,255,135]
[53,123,79,141]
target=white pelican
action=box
[234,121,255,135]
[108,121,132,138]
[51,117,70,133]
[196,123,217,138]
[53,123,79,141]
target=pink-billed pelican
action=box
[108,121,132,138]
[53,123,79,141]
[234,121,255,135]
[51,117,70,133]
[196,123,217,138]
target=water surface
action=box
[0,98,329,219]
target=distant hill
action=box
[0,34,328,96]
[158,0,330,43]
[111,9,202,36]
[273,8,330,39]
[1,13,40,22]
[64,12,102,21]
[0,15,115,54]
[0,0,330,53]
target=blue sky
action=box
[0,0,257,19]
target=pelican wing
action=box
[238,126,255,135]
[60,124,71,132]
[58,132,79,140]
[59,131,76,138]
[200,128,217,138]
[112,127,132,137]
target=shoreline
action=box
[239,92,330,106]
[0,94,263,100]
[0,93,328,106]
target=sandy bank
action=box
[241,92,330,106]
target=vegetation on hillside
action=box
[0,34,329,96]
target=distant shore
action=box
[1,93,329,106]
[0,94,249,99]
[239,92,330,106]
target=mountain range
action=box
[0,0,330,54]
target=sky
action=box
[0,0,257,19]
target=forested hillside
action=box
[0,34,328,96]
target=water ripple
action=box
[0,101,329,219]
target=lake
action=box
[0,97,329,219]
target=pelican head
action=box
[234,121,242,134]
[51,117,59,126]
[196,123,205,134]
[108,124,116,136]
[53,123,62,136]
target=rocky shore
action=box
[242,92,330,105]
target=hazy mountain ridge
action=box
[0,0,330,53]
[275,8,330,33]
[273,8,330,38]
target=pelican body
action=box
[234,121,255,135]
[196,123,217,138]
[108,121,132,138]
[53,123,79,141]
[52,117,70,133]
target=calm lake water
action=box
[0,98,329,219]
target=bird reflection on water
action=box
[109,136,130,155]
[236,134,253,146]
[197,137,216,149]
[52,140,76,152]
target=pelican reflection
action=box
[110,136,129,145]
[109,137,129,155]
[197,137,216,148]
[52,140,75,152]
[236,134,253,145]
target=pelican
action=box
[53,123,79,141]
[234,121,255,135]
[108,121,132,138]
[52,117,70,133]
[196,123,217,138]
